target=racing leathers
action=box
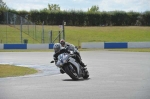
[60,42,86,67]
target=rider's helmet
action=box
[53,43,61,53]
[60,39,65,47]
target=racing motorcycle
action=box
[51,51,89,80]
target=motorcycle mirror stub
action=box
[50,61,54,63]
[70,51,74,54]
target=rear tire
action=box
[64,65,79,80]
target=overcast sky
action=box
[3,0,150,12]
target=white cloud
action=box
[3,0,49,11]
[73,0,82,1]
[97,0,150,12]
[3,0,150,12]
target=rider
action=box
[59,39,86,67]
[53,43,68,74]
[53,41,86,74]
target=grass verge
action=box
[0,64,38,78]
[0,26,150,45]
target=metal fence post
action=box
[50,30,52,43]
[20,17,22,43]
[41,21,44,43]
[58,31,61,42]
[28,21,29,35]
[62,21,65,40]
[35,24,36,39]
[6,11,8,43]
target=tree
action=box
[0,0,8,11]
[88,5,99,12]
[48,4,60,12]
[142,11,150,26]
[0,0,8,23]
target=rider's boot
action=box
[75,54,87,67]
[80,61,87,67]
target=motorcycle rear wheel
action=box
[83,69,89,79]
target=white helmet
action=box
[53,43,61,53]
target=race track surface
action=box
[0,51,150,99]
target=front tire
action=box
[64,65,79,80]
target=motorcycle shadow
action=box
[62,78,90,81]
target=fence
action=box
[0,11,64,44]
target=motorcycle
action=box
[51,51,89,80]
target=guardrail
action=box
[0,42,150,49]
[81,42,150,49]
[0,44,54,49]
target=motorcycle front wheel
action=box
[64,65,79,80]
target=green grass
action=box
[0,25,150,46]
[65,26,150,46]
[0,25,61,44]
[0,25,39,43]
[0,64,38,78]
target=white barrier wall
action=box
[81,42,150,49]
[0,42,150,49]
[27,44,49,49]
[128,42,150,48]
[82,42,104,48]
[0,44,3,49]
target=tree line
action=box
[0,0,150,26]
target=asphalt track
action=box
[0,51,150,99]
